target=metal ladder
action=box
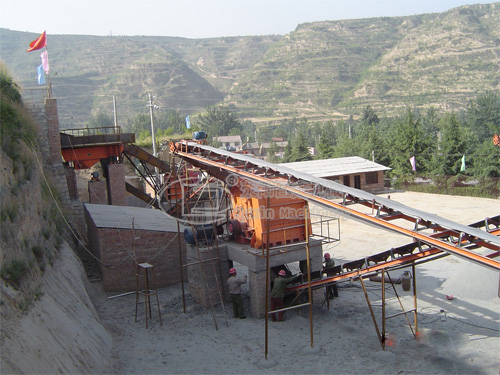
[189,222,229,330]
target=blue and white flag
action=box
[185,115,191,129]
[37,64,45,85]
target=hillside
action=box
[1,3,499,128]
[0,67,112,373]
[225,15,425,120]
[346,4,500,114]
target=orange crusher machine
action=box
[170,138,312,251]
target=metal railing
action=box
[22,87,50,106]
[60,126,122,137]
[258,213,340,257]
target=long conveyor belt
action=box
[287,219,500,293]
[170,141,500,271]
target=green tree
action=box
[354,107,389,165]
[289,131,312,162]
[361,106,380,127]
[88,111,114,128]
[421,107,440,136]
[127,113,151,135]
[388,108,433,176]
[470,139,500,178]
[465,91,500,144]
[197,105,241,138]
[333,133,356,158]
[240,120,256,142]
[282,141,294,162]
[316,129,335,159]
[156,110,185,135]
[267,142,280,164]
[430,113,467,175]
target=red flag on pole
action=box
[27,31,47,52]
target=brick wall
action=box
[27,99,86,239]
[88,180,107,205]
[330,171,386,193]
[64,165,78,200]
[107,163,126,206]
[95,228,186,292]
[186,244,230,309]
[45,98,62,165]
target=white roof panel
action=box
[281,156,391,178]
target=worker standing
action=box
[324,252,335,268]
[323,253,339,298]
[270,270,300,322]
[227,267,247,319]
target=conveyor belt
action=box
[124,144,171,173]
[170,141,500,271]
[287,225,500,293]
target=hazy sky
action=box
[3,0,497,38]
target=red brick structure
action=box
[28,97,86,236]
[84,203,186,292]
[64,164,78,200]
[45,98,63,165]
[107,163,126,206]
[88,180,107,204]
[282,156,391,193]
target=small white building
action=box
[213,135,242,151]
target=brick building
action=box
[84,203,186,292]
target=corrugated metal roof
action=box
[281,156,391,178]
[84,203,181,232]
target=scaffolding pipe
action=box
[265,194,270,360]
[178,221,186,314]
[359,276,383,348]
[382,269,386,348]
[304,205,314,348]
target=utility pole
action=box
[113,95,118,132]
[147,93,160,198]
[147,93,157,158]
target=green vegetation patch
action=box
[1,259,29,287]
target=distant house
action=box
[213,135,242,151]
[282,156,391,192]
[242,142,260,156]
[260,141,288,157]
[307,147,317,156]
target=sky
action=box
[3,0,498,39]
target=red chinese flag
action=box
[26,31,47,52]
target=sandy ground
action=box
[89,191,500,375]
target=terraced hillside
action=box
[1,3,498,128]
